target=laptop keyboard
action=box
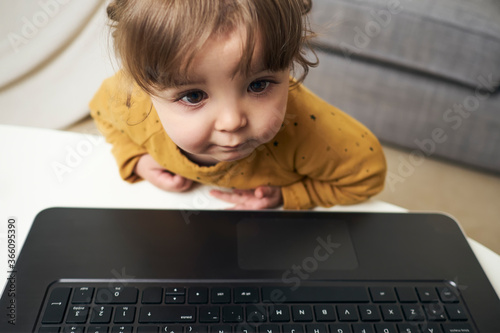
[36,281,475,333]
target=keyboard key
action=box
[142,287,163,304]
[222,306,244,323]
[314,305,335,322]
[419,323,443,333]
[246,305,267,322]
[292,305,313,322]
[189,288,209,304]
[262,287,369,303]
[396,323,420,333]
[38,327,61,333]
[166,288,186,295]
[441,323,474,333]
[359,304,380,321]
[283,324,304,333]
[162,325,184,333]
[444,304,468,321]
[352,323,373,333]
[337,305,358,321]
[212,288,231,304]
[200,306,220,323]
[259,324,281,333]
[305,324,327,333]
[166,295,185,304]
[186,325,209,333]
[210,325,232,333]
[269,305,291,322]
[395,287,418,303]
[370,287,396,303]
[437,287,458,303]
[328,324,351,333]
[234,323,256,333]
[72,287,94,304]
[282,324,304,333]
[380,305,403,322]
[416,287,439,303]
[64,326,84,333]
[138,327,160,333]
[374,323,397,333]
[139,305,196,323]
[66,306,89,323]
[42,288,72,324]
[87,327,110,333]
[234,287,259,303]
[91,306,113,324]
[111,326,133,333]
[423,304,446,321]
[402,305,425,321]
[96,287,138,304]
[114,306,136,323]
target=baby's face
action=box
[151,27,289,166]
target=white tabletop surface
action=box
[1,124,499,297]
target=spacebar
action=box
[262,286,369,303]
[139,306,196,323]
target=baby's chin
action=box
[197,149,256,165]
[213,148,255,163]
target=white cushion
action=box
[0,0,116,129]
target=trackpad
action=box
[237,218,358,271]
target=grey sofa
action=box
[304,0,500,174]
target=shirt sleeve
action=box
[279,86,387,210]
[280,147,386,209]
[88,74,148,183]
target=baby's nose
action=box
[215,106,247,132]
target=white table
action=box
[1,124,499,297]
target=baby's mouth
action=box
[220,143,244,149]
[218,140,251,150]
[217,139,259,152]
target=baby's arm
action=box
[277,85,387,210]
[91,107,193,191]
[89,73,193,190]
[134,154,193,192]
[90,106,148,183]
[281,126,386,210]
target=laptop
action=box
[1,208,499,333]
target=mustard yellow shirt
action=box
[89,72,386,209]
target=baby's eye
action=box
[180,90,206,104]
[248,80,270,93]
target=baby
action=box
[90,0,387,209]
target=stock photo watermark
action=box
[7,0,72,53]
[240,234,341,328]
[387,73,498,191]
[51,133,105,183]
[339,0,409,60]
[282,234,341,291]
[93,267,137,304]
[5,217,17,325]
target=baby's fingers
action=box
[254,186,274,198]
[154,171,192,192]
[209,189,251,204]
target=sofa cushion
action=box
[309,0,500,90]
[303,49,500,174]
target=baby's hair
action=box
[107,0,318,95]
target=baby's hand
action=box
[210,186,283,210]
[134,154,193,192]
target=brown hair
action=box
[107,0,317,95]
